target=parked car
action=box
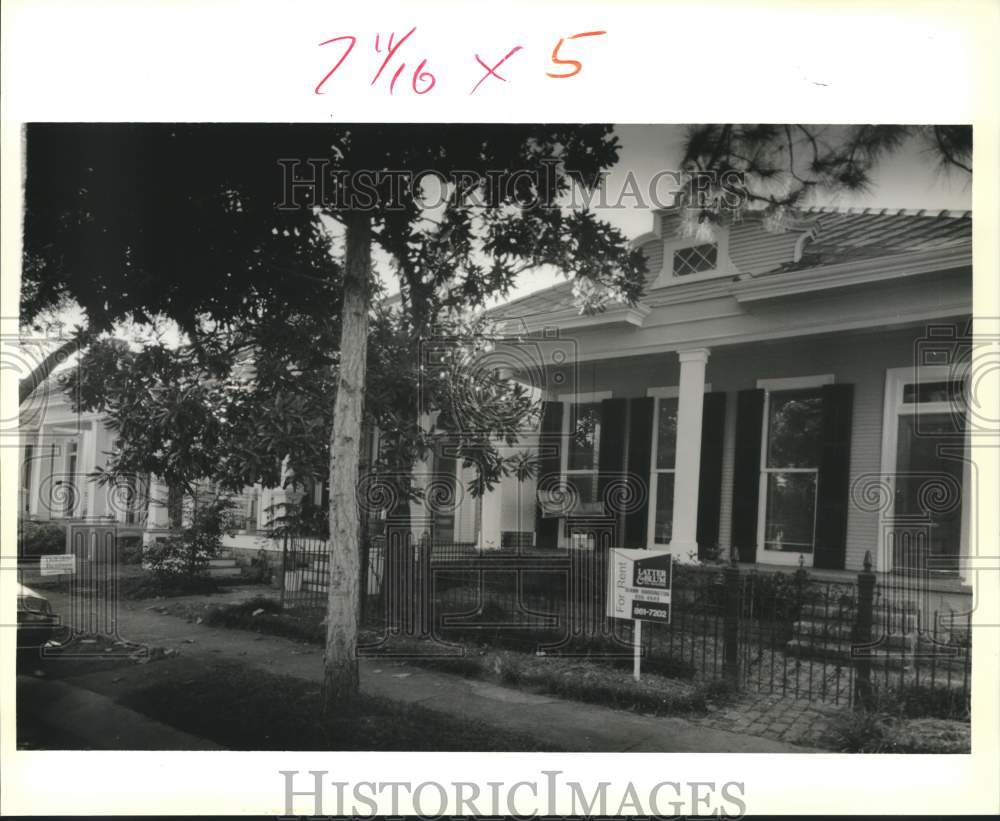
[16,583,61,648]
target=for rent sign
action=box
[606,548,672,625]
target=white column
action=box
[668,347,710,562]
[478,485,503,551]
[28,428,45,517]
[146,475,170,528]
[82,423,101,518]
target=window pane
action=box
[902,380,964,404]
[568,402,601,470]
[565,473,598,511]
[653,473,674,544]
[763,472,816,553]
[673,243,718,276]
[655,398,678,470]
[766,389,823,468]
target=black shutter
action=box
[731,389,765,563]
[814,384,854,570]
[696,391,727,559]
[598,398,628,544]
[624,397,654,548]
[534,401,564,549]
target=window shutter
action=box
[598,398,628,543]
[696,391,727,558]
[731,389,765,563]
[814,383,854,570]
[624,397,654,547]
[534,401,564,550]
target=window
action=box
[649,397,679,544]
[760,389,823,555]
[673,243,718,277]
[565,401,602,515]
[63,441,79,518]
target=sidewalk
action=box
[35,588,822,753]
[17,675,222,750]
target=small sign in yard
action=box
[40,553,77,576]
[606,548,672,681]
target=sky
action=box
[491,124,973,304]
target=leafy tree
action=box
[24,123,645,717]
[20,123,338,403]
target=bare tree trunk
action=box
[322,209,371,718]
[19,333,90,405]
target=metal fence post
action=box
[722,561,741,685]
[417,539,432,638]
[853,550,876,709]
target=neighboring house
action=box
[449,205,974,604]
[18,376,147,532]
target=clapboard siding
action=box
[639,237,664,291]
[728,221,805,274]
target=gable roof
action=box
[485,206,971,324]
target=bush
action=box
[877,683,970,721]
[824,707,896,753]
[18,520,66,558]
[118,536,144,565]
[144,497,236,579]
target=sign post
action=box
[606,548,672,682]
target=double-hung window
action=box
[647,394,679,545]
[558,393,610,549]
[565,401,602,514]
[757,376,832,565]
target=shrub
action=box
[144,497,236,579]
[18,520,66,558]
[823,707,896,753]
[118,536,144,564]
[877,683,970,721]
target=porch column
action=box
[145,475,170,529]
[668,347,710,561]
[28,428,45,517]
[479,485,503,551]
[82,423,101,518]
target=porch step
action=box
[207,557,242,578]
[792,620,917,649]
[798,602,918,631]
[302,568,329,585]
[784,638,911,667]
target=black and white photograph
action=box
[2,1,998,818]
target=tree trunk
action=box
[18,333,89,405]
[322,210,371,719]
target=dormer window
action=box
[672,242,718,277]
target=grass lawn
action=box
[191,596,736,720]
[117,661,559,751]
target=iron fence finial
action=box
[863,550,873,572]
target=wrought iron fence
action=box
[278,536,972,712]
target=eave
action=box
[731,246,972,304]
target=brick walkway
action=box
[690,692,843,747]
